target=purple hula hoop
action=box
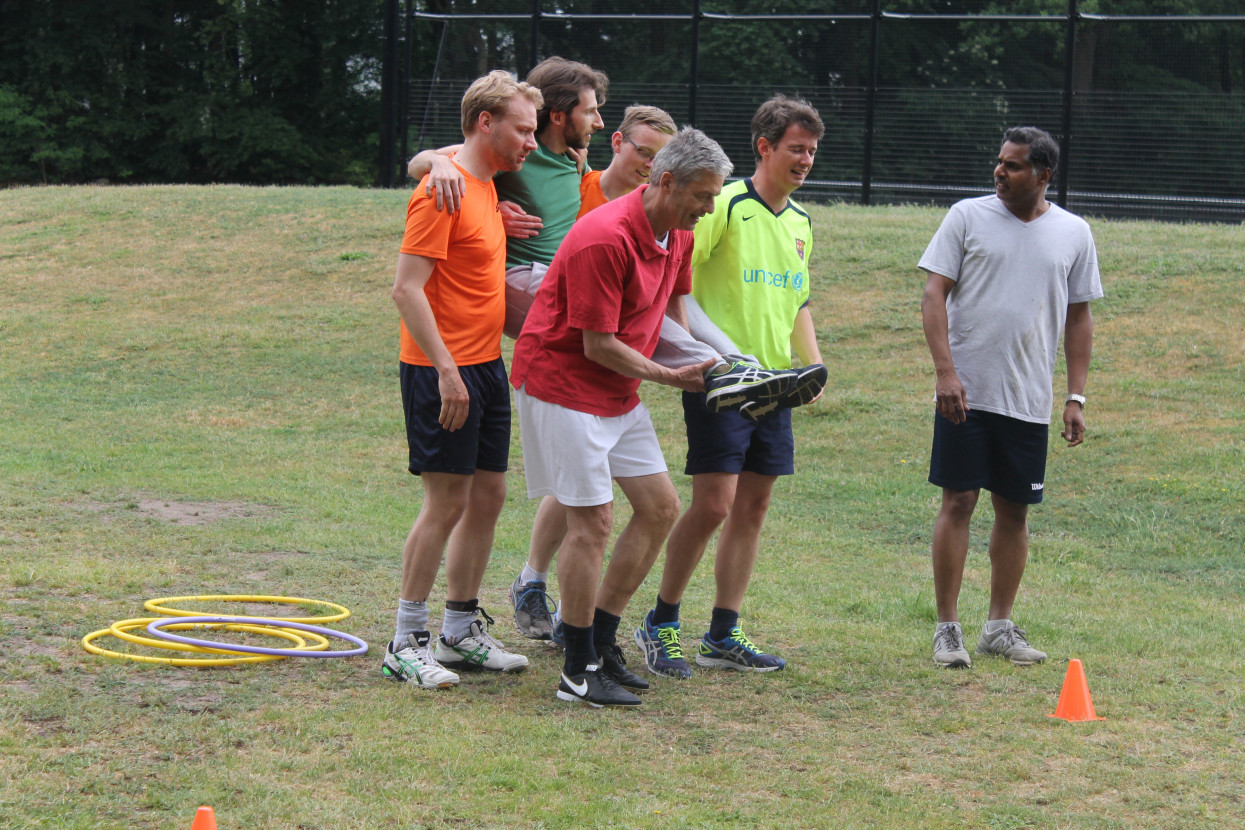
[146,616,369,657]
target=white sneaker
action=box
[977,621,1047,666]
[435,612,529,673]
[932,622,971,668]
[381,632,460,689]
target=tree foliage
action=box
[0,0,383,185]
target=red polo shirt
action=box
[510,185,694,416]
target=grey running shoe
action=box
[704,360,793,413]
[977,621,1047,666]
[434,610,529,673]
[696,627,786,672]
[634,610,692,678]
[509,576,556,640]
[932,622,971,668]
[381,631,460,689]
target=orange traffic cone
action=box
[190,806,217,830]
[1047,658,1105,721]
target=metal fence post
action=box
[379,0,399,187]
[689,0,701,126]
[1058,0,1077,209]
[530,0,541,75]
[861,0,881,206]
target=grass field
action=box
[1,185,1242,830]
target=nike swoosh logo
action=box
[563,674,588,696]
[741,215,754,221]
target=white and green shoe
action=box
[382,631,460,689]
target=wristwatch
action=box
[1066,393,1086,408]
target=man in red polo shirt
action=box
[510,127,733,708]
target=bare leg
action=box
[711,472,777,612]
[657,472,737,605]
[931,488,980,623]
[524,495,566,575]
[443,470,507,602]
[596,473,681,616]
[986,493,1030,621]
[557,502,614,628]
[400,472,473,602]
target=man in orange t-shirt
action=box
[381,71,543,692]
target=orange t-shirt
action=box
[577,170,608,219]
[398,160,506,366]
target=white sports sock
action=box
[520,564,547,585]
[394,599,429,649]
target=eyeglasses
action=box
[624,135,659,162]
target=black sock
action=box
[651,595,680,627]
[709,607,739,642]
[562,622,597,677]
[592,608,621,654]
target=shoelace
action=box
[936,625,965,652]
[726,627,762,654]
[656,625,684,659]
[517,584,554,617]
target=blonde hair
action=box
[618,105,676,138]
[461,70,544,136]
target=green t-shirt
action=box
[495,141,583,269]
[691,178,814,369]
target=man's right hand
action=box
[426,155,465,212]
[667,357,717,393]
[500,201,543,239]
[437,368,470,431]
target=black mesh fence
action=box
[396,2,1245,222]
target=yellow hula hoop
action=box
[83,620,311,666]
[108,617,331,655]
[143,594,350,624]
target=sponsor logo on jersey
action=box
[742,267,805,293]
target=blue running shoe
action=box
[634,610,692,678]
[696,627,786,672]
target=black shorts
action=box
[929,410,1048,504]
[400,358,511,475]
[682,392,795,477]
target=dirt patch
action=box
[83,497,277,525]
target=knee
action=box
[566,506,613,550]
[941,489,979,522]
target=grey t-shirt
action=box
[919,195,1104,423]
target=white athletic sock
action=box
[441,609,477,644]
[520,564,547,585]
[983,619,1012,635]
[394,599,429,649]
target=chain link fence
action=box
[390,2,1245,222]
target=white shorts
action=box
[514,385,668,507]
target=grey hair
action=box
[649,126,733,185]
[1003,126,1059,176]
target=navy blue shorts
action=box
[929,410,1048,504]
[682,392,795,477]
[400,358,511,475]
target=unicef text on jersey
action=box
[743,268,805,292]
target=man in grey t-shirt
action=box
[919,126,1103,669]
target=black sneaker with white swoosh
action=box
[556,664,642,708]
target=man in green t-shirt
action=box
[636,95,828,678]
